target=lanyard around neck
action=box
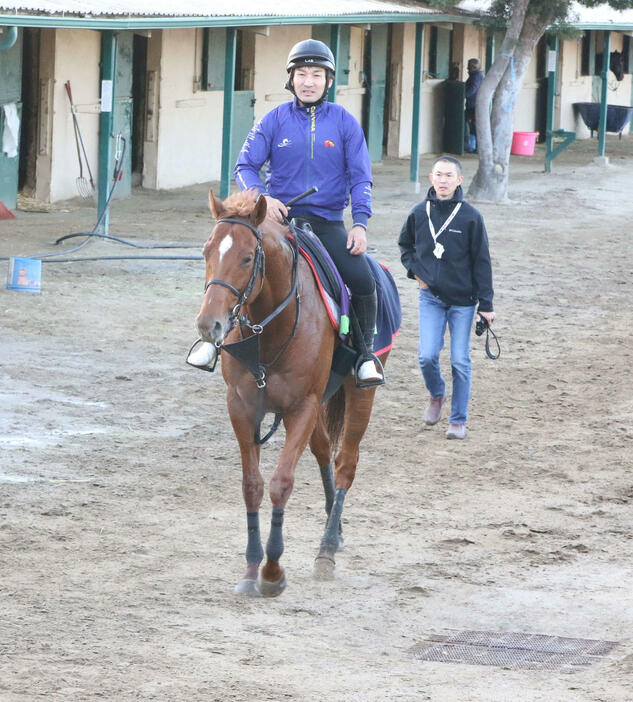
[426,199,462,243]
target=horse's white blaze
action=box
[218,234,233,262]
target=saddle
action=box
[288,219,350,338]
[288,219,401,400]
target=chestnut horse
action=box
[196,188,389,597]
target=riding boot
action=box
[351,291,385,387]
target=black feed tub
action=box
[573,102,633,137]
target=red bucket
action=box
[511,131,538,156]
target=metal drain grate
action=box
[412,630,619,670]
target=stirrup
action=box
[354,354,385,388]
[186,339,218,372]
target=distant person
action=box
[465,58,483,153]
[398,156,495,440]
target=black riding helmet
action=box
[285,39,335,104]
[286,39,336,73]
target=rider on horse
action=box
[188,39,384,387]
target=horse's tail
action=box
[325,385,346,451]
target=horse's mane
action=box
[221,189,258,218]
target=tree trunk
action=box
[468,3,552,202]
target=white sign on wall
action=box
[101,80,113,113]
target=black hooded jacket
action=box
[398,185,494,311]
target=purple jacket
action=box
[235,98,372,227]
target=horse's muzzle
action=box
[196,315,231,345]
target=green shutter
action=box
[202,28,227,91]
[338,25,350,86]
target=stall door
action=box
[230,90,255,172]
[0,29,23,209]
[443,80,465,155]
[365,25,388,162]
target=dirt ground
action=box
[1,137,632,702]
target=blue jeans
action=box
[417,288,476,424]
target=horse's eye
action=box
[242,255,253,265]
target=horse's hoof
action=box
[255,572,287,598]
[313,555,336,581]
[234,578,261,597]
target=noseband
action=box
[204,217,266,327]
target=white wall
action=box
[49,29,101,202]
[253,24,365,122]
[513,46,539,132]
[254,25,311,119]
[154,28,223,190]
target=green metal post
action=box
[544,35,558,173]
[597,30,611,158]
[328,24,340,103]
[220,27,237,199]
[97,30,117,234]
[410,23,424,190]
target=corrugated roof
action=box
[0,0,474,18]
[570,1,633,26]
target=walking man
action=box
[398,156,495,439]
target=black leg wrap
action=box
[319,488,346,556]
[245,511,264,564]
[265,507,285,563]
[319,463,335,515]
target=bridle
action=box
[204,217,266,330]
[202,216,301,444]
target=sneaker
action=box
[355,358,385,387]
[446,423,466,440]
[424,395,446,425]
[187,341,216,367]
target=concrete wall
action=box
[513,46,539,133]
[153,28,223,190]
[253,24,365,122]
[254,25,311,119]
[47,29,100,202]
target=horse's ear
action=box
[251,193,268,227]
[208,187,224,220]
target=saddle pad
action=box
[367,257,401,355]
[287,226,401,353]
[288,225,350,339]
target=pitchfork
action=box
[64,81,96,199]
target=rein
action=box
[205,216,301,444]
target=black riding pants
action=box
[298,215,376,296]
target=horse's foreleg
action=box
[229,395,265,596]
[257,398,319,596]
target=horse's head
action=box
[196,188,268,346]
[610,50,625,82]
